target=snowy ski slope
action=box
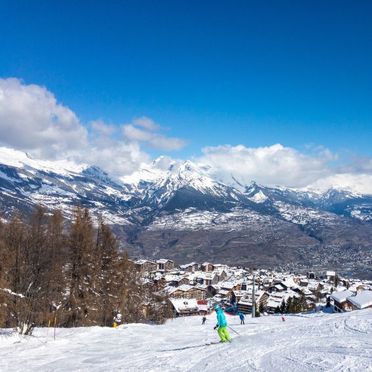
[0,310,371,371]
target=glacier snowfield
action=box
[1,310,371,372]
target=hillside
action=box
[1,309,371,371]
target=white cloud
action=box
[1,78,372,194]
[305,173,372,195]
[0,78,87,158]
[196,144,331,188]
[90,120,115,137]
[132,116,159,131]
[122,118,186,151]
[87,121,150,176]
[194,144,372,194]
[0,78,185,177]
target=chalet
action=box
[201,262,214,272]
[281,277,298,289]
[349,282,365,292]
[213,264,230,276]
[218,281,239,298]
[135,259,157,273]
[179,262,199,272]
[203,284,215,297]
[265,291,300,314]
[299,278,309,287]
[237,290,269,314]
[266,292,292,314]
[346,290,372,310]
[170,298,199,316]
[240,279,249,291]
[331,290,354,312]
[326,271,336,282]
[197,299,210,314]
[232,290,249,303]
[269,283,286,293]
[196,272,219,286]
[215,269,228,282]
[156,259,175,272]
[169,284,206,300]
[164,274,189,287]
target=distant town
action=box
[134,259,372,317]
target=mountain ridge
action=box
[0,146,371,278]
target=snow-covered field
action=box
[1,310,371,372]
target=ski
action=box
[159,341,222,352]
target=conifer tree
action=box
[280,299,286,314]
[45,210,67,326]
[3,215,30,332]
[95,218,122,326]
[285,297,293,313]
[0,219,9,327]
[64,207,96,326]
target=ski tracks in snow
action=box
[0,311,371,371]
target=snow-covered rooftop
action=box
[347,290,372,309]
[331,290,353,303]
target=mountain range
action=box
[0,147,371,278]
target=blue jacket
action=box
[216,307,227,327]
[239,313,245,320]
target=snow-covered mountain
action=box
[1,147,371,277]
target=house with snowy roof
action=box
[346,290,372,310]
[156,259,174,272]
[164,274,189,287]
[135,259,157,273]
[237,290,269,314]
[326,271,336,282]
[179,262,199,272]
[169,284,206,300]
[196,272,219,286]
[331,290,354,312]
[201,262,214,272]
[170,298,199,316]
[265,290,301,314]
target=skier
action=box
[202,316,207,325]
[213,304,232,342]
[239,312,245,325]
[113,311,122,328]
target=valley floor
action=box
[1,310,371,372]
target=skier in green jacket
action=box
[213,304,232,342]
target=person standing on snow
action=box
[239,312,245,325]
[202,316,207,325]
[213,304,232,342]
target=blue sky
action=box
[0,1,372,190]
[1,0,372,158]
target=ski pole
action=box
[228,325,240,336]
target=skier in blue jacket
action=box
[213,304,232,342]
[239,312,245,325]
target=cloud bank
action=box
[197,144,331,188]
[0,78,371,194]
[0,78,87,158]
[194,144,372,194]
[0,78,185,176]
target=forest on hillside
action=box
[0,206,172,335]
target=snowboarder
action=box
[213,304,232,343]
[202,316,207,325]
[239,312,245,325]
